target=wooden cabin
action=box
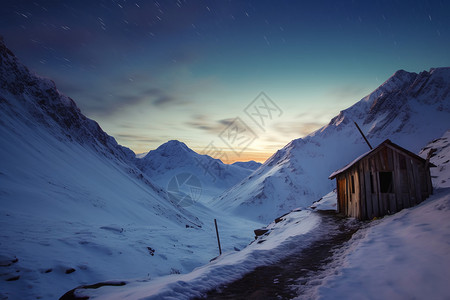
[329,139,434,220]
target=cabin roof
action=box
[329,139,435,180]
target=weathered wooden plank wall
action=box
[335,142,433,220]
[363,159,372,219]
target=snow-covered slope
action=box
[0,37,203,224]
[78,130,450,300]
[136,140,257,202]
[419,130,450,188]
[313,195,450,299]
[309,130,450,299]
[76,189,450,300]
[213,68,450,223]
[0,40,137,164]
[61,209,322,300]
[0,39,264,300]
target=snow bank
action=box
[419,130,450,188]
[310,190,337,211]
[75,210,321,300]
[308,188,450,300]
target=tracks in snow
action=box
[197,211,361,300]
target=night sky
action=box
[2,0,450,163]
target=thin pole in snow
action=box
[214,219,222,255]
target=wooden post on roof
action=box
[354,122,373,150]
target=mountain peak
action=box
[392,69,414,77]
[136,140,255,194]
[0,39,135,161]
[145,140,193,159]
[164,139,189,148]
[379,69,418,94]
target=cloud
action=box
[327,85,367,102]
[115,133,162,144]
[79,85,187,117]
[134,87,176,107]
[85,94,144,117]
[272,120,326,138]
[185,114,236,135]
[139,89,178,108]
[152,95,176,106]
[217,118,235,127]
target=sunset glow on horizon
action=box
[2,0,449,162]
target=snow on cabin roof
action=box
[329,139,434,180]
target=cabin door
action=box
[338,177,346,215]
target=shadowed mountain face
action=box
[213,68,450,223]
[0,37,210,300]
[1,37,209,222]
[0,38,135,162]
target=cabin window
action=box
[351,175,355,194]
[379,171,394,193]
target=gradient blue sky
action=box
[2,0,450,162]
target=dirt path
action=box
[195,211,361,300]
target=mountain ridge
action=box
[212,67,450,222]
[0,37,215,300]
[136,140,260,202]
[0,38,137,163]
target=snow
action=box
[299,130,450,299]
[79,189,450,300]
[0,41,263,300]
[0,113,262,299]
[0,106,263,299]
[83,129,450,300]
[419,130,450,188]
[310,190,337,211]
[1,38,450,300]
[72,210,321,300]
[309,188,450,300]
[329,139,431,179]
[135,152,149,159]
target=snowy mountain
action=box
[0,40,137,164]
[2,34,449,299]
[0,39,236,300]
[212,68,450,223]
[0,37,202,224]
[136,140,257,202]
